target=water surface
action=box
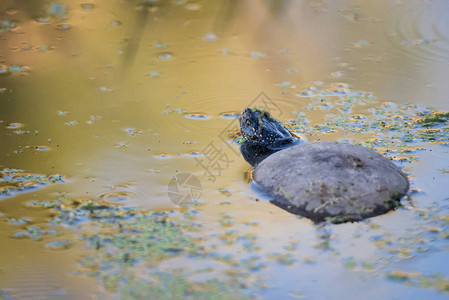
[0,1,448,299]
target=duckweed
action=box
[21,198,251,297]
[0,169,65,198]
[11,225,58,241]
[290,88,449,162]
[118,272,251,300]
[416,112,449,127]
[386,271,449,294]
[267,252,296,266]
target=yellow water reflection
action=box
[1,0,449,298]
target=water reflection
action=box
[0,0,449,299]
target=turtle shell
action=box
[253,142,409,223]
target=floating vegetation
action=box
[99,86,112,92]
[80,3,95,10]
[0,290,12,299]
[0,169,65,198]
[353,40,370,48]
[11,225,59,241]
[185,151,202,157]
[35,16,52,24]
[110,20,121,27]
[276,81,291,87]
[118,272,251,299]
[218,188,232,197]
[86,115,102,122]
[48,3,67,17]
[0,65,28,76]
[289,87,449,162]
[149,71,160,78]
[7,217,32,226]
[0,19,17,33]
[343,257,357,269]
[80,211,200,263]
[203,33,217,42]
[27,198,136,227]
[402,38,436,47]
[221,48,231,55]
[386,271,449,294]
[296,86,318,97]
[250,51,266,58]
[26,199,62,209]
[331,71,343,78]
[124,128,143,136]
[415,112,449,127]
[154,42,167,48]
[98,191,135,202]
[6,123,23,129]
[34,145,51,151]
[267,252,296,266]
[56,23,72,30]
[219,214,233,227]
[65,120,79,126]
[45,239,72,250]
[183,113,209,120]
[158,52,174,60]
[37,45,52,51]
[23,198,252,297]
[219,111,241,119]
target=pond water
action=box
[0,0,448,299]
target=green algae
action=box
[19,197,252,298]
[290,90,449,163]
[343,258,357,269]
[416,112,449,127]
[386,271,449,294]
[11,225,58,241]
[118,272,251,300]
[76,211,253,298]
[267,252,296,266]
[0,169,65,197]
[45,239,72,250]
[0,19,17,33]
[81,212,200,263]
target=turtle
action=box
[239,107,305,166]
[239,107,409,223]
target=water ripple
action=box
[390,3,449,63]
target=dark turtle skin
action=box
[239,108,304,166]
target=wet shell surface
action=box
[253,142,409,223]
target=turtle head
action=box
[240,107,295,147]
[239,107,301,166]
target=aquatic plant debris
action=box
[415,112,449,127]
[22,197,254,298]
[0,19,17,33]
[0,168,65,198]
[289,88,449,161]
[118,272,250,299]
[386,271,449,293]
[250,51,266,58]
